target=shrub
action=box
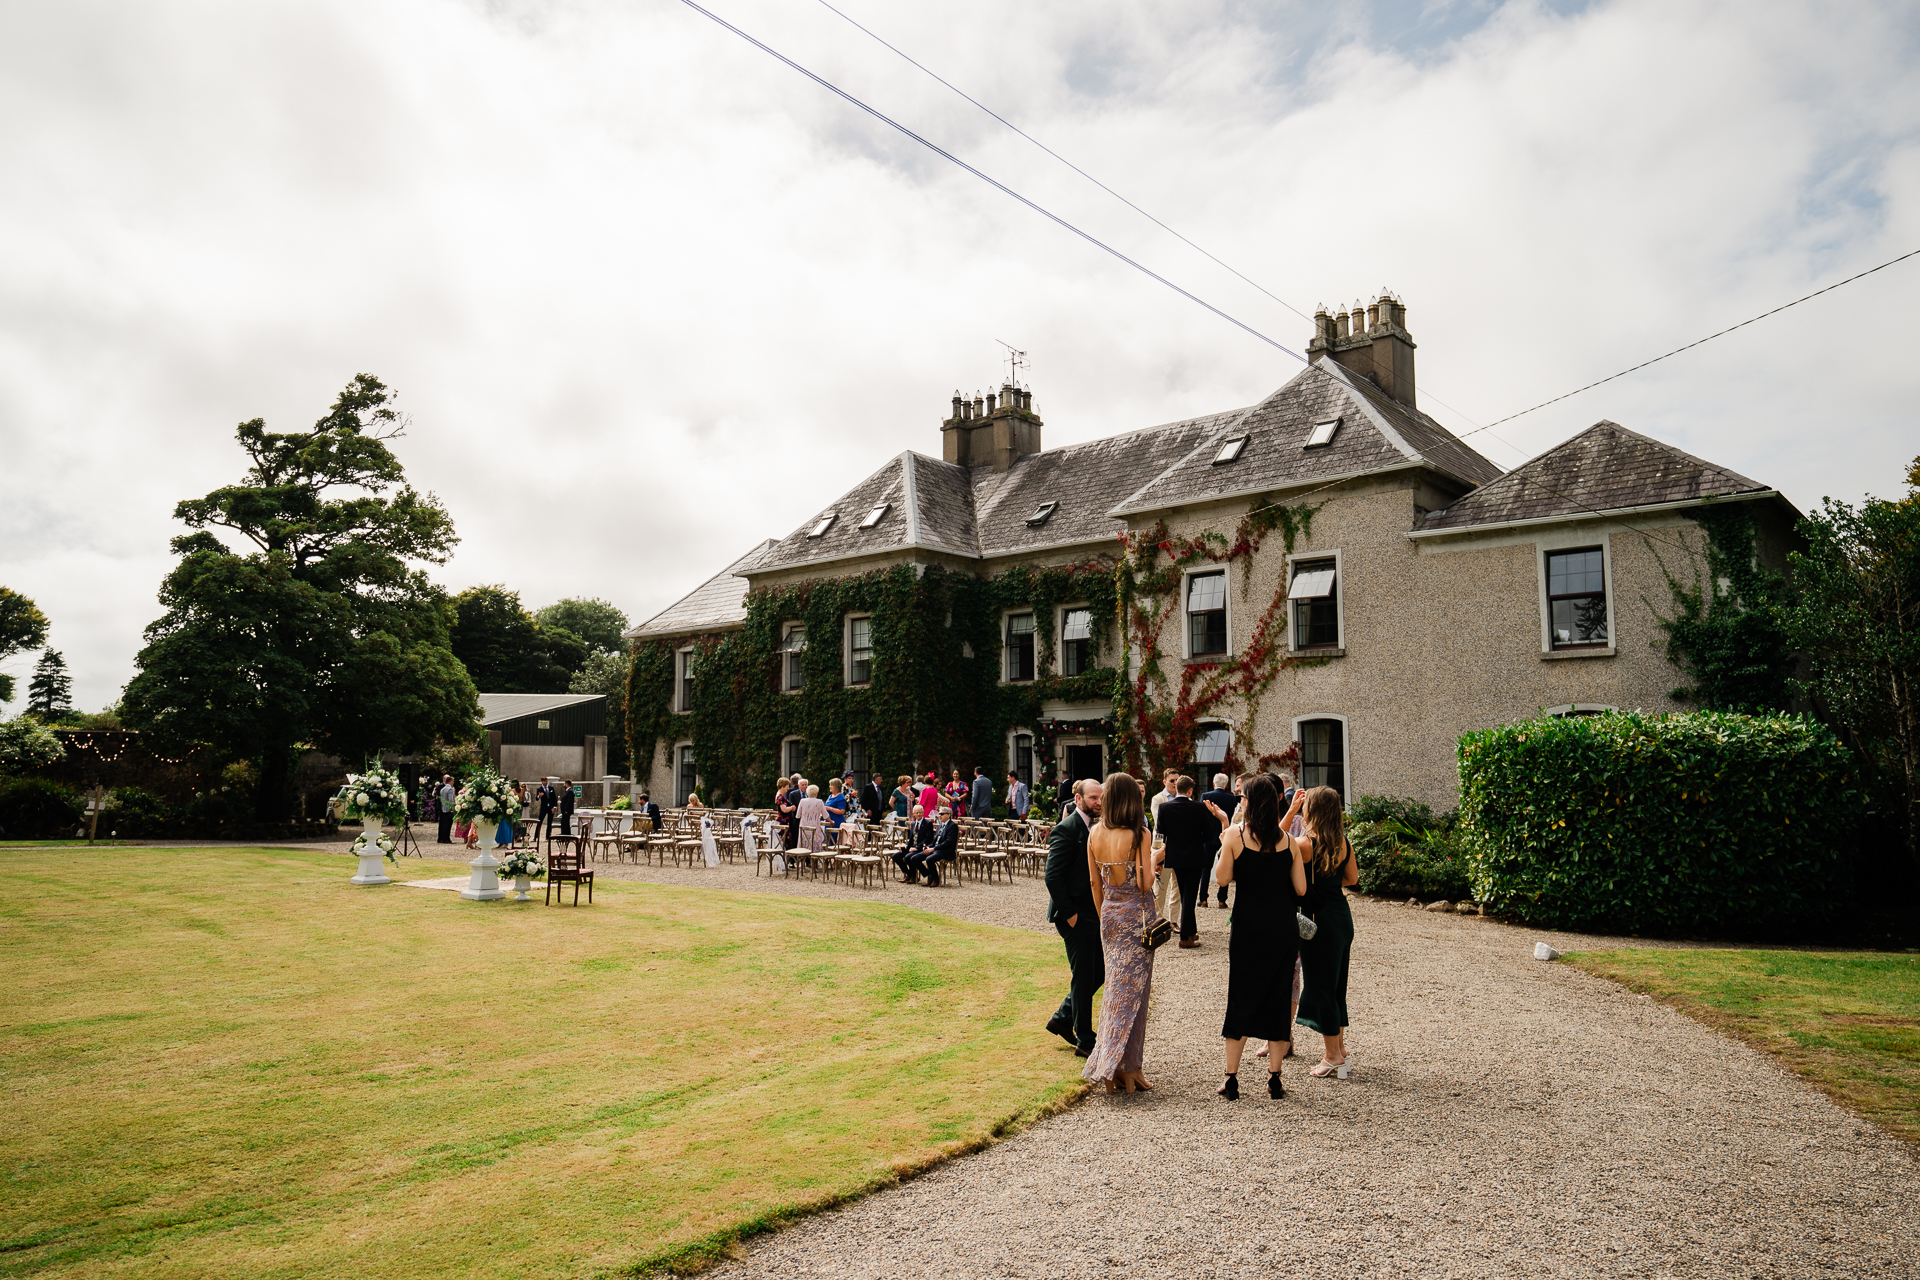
[0,716,65,773]
[1348,795,1472,901]
[1457,710,1859,938]
[107,786,180,838]
[0,778,85,839]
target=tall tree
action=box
[569,648,630,774]
[1782,459,1920,864]
[26,650,73,719]
[0,588,49,704]
[536,598,630,654]
[451,586,586,692]
[123,375,480,820]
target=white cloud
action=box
[1,0,1915,711]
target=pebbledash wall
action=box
[625,290,1798,811]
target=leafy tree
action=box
[569,648,630,774]
[535,598,630,654]
[451,586,586,692]
[1781,459,1920,864]
[0,588,49,704]
[1656,505,1794,713]
[26,650,73,719]
[122,375,480,821]
[0,716,65,773]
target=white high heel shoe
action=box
[1308,1056,1352,1080]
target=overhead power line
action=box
[673,0,1306,366]
[1457,247,1920,438]
[811,0,1317,327]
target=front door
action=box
[1064,744,1104,789]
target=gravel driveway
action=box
[345,845,1919,1277]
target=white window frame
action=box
[1181,567,1231,660]
[782,622,807,691]
[1535,530,1617,657]
[675,646,695,713]
[1056,601,1094,677]
[1006,727,1036,789]
[845,613,874,687]
[1189,716,1237,787]
[1285,548,1345,653]
[1291,713,1350,797]
[780,735,806,780]
[1002,608,1037,683]
[845,735,870,790]
[673,739,698,806]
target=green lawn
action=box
[1567,948,1920,1144]
[0,846,1084,1278]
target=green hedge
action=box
[0,778,85,840]
[1457,710,1858,937]
[1348,795,1472,901]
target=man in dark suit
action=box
[1156,774,1215,947]
[636,791,663,832]
[1201,772,1239,907]
[1044,777,1105,1057]
[894,804,937,883]
[559,780,576,836]
[922,810,961,886]
[536,780,558,839]
[859,777,884,821]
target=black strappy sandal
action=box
[1218,1073,1239,1101]
[1268,1071,1285,1100]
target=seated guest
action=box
[636,792,663,831]
[922,808,962,887]
[894,804,936,883]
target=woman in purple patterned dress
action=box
[1082,771,1157,1094]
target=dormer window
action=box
[1213,435,1249,465]
[1025,502,1058,527]
[807,513,837,538]
[1305,419,1340,448]
[859,503,890,529]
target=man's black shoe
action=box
[1074,1043,1094,1059]
[1045,1016,1075,1046]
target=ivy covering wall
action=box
[626,561,1119,805]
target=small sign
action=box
[537,719,550,729]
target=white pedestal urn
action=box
[511,874,533,902]
[461,820,506,901]
[350,816,393,886]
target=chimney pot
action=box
[1334,310,1350,339]
[1366,303,1379,330]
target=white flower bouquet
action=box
[496,846,545,880]
[452,770,521,825]
[349,831,399,863]
[335,761,409,825]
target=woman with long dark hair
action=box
[1293,785,1359,1079]
[1213,775,1308,1100]
[1083,771,1158,1094]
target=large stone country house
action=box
[624,293,1798,811]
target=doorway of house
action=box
[1064,745,1105,789]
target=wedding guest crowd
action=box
[1039,767,1358,1100]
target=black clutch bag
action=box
[1141,917,1173,950]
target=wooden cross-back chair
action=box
[546,845,594,905]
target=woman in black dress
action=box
[1212,775,1307,1100]
[1294,785,1359,1079]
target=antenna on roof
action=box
[995,339,1028,389]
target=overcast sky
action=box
[3,0,1916,712]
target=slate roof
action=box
[1412,420,1772,535]
[1108,361,1503,516]
[478,692,604,727]
[747,408,1260,575]
[623,539,776,638]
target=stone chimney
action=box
[941,382,1041,471]
[1307,289,1416,409]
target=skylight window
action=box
[1305,419,1341,448]
[807,513,837,538]
[859,502,890,529]
[1025,502,1058,527]
[1213,435,1249,465]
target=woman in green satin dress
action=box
[1292,785,1359,1079]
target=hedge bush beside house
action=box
[1457,710,1858,937]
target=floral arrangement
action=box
[335,761,409,825]
[496,846,545,880]
[452,770,520,826]
[609,795,632,810]
[350,830,398,863]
